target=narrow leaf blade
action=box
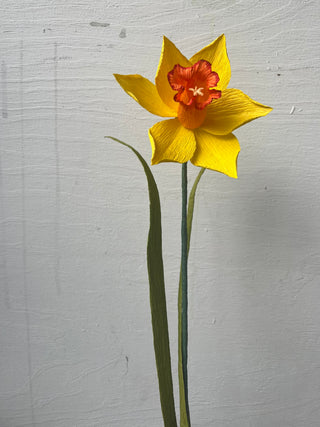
[106,136,177,427]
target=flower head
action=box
[114,34,271,178]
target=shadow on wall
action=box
[222,170,320,408]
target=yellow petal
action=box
[202,89,272,135]
[189,34,231,91]
[149,119,196,165]
[191,129,240,178]
[155,37,191,112]
[114,74,176,118]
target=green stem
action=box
[181,162,190,425]
[179,167,205,426]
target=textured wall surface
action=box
[1,1,320,426]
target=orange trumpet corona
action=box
[168,60,221,129]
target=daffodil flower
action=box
[114,34,271,178]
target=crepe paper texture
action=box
[106,136,205,427]
[114,34,272,179]
[106,137,177,426]
[111,34,272,427]
[178,167,205,426]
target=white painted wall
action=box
[1,1,320,426]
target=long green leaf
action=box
[178,167,205,427]
[106,136,177,427]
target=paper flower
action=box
[114,34,271,178]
